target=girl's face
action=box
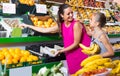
[61,7,73,22]
[89,15,98,28]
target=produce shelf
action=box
[0,36,62,44]
[108,34,120,38]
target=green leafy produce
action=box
[11,27,22,37]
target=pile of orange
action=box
[19,0,35,6]
[30,16,57,28]
[0,48,39,65]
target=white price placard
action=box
[73,12,77,19]
[35,4,47,14]
[9,66,32,76]
[51,6,59,15]
[2,3,16,14]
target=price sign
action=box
[51,6,59,15]
[73,12,77,19]
[2,3,16,14]
[9,66,32,76]
[35,4,47,14]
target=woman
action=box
[55,4,91,74]
[20,4,91,75]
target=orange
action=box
[20,57,27,63]
[9,48,15,53]
[15,48,21,54]
[5,54,13,60]
[48,18,53,24]
[7,59,12,64]
[29,0,34,6]
[37,21,43,26]
[12,58,18,64]
[33,17,38,22]
[2,59,5,64]
[23,51,30,56]
[0,54,4,60]
[27,57,33,62]
[13,54,20,61]
[32,56,39,61]
[2,48,9,52]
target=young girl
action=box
[88,12,114,57]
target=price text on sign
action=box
[3,3,16,14]
[35,4,47,14]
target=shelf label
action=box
[73,12,77,19]
[51,6,59,15]
[35,4,47,14]
[2,3,16,14]
[9,66,32,76]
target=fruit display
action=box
[95,1,105,8]
[79,43,100,55]
[0,0,9,3]
[19,0,35,6]
[81,68,111,76]
[102,25,120,34]
[0,48,40,68]
[112,42,120,50]
[66,0,84,7]
[30,15,57,28]
[74,55,120,76]
[32,61,68,76]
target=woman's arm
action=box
[60,21,82,53]
[20,23,59,33]
[100,34,114,57]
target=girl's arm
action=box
[59,21,82,53]
[99,34,114,57]
[20,23,59,33]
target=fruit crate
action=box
[2,59,43,69]
[5,61,61,76]
[26,40,66,63]
[32,61,60,74]
[46,0,65,4]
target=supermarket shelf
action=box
[114,51,120,57]
[0,36,62,44]
[108,34,120,38]
[0,34,120,44]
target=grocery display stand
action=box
[0,0,120,76]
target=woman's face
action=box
[61,7,73,22]
[89,15,97,28]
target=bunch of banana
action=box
[84,58,112,68]
[79,43,100,55]
[111,60,120,75]
[81,55,102,67]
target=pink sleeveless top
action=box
[61,19,91,74]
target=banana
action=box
[81,55,102,67]
[84,58,112,68]
[81,43,100,55]
[79,43,95,51]
[104,62,115,68]
[90,43,100,54]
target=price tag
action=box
[9,66,32,76]
[73,11,77,19]
[51,6,59,15]
[35,4,47,14]
[2,3,16,14]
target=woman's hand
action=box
[55,50,63,56]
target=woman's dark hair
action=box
[94,12,106,27]
[58,4,71,24]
